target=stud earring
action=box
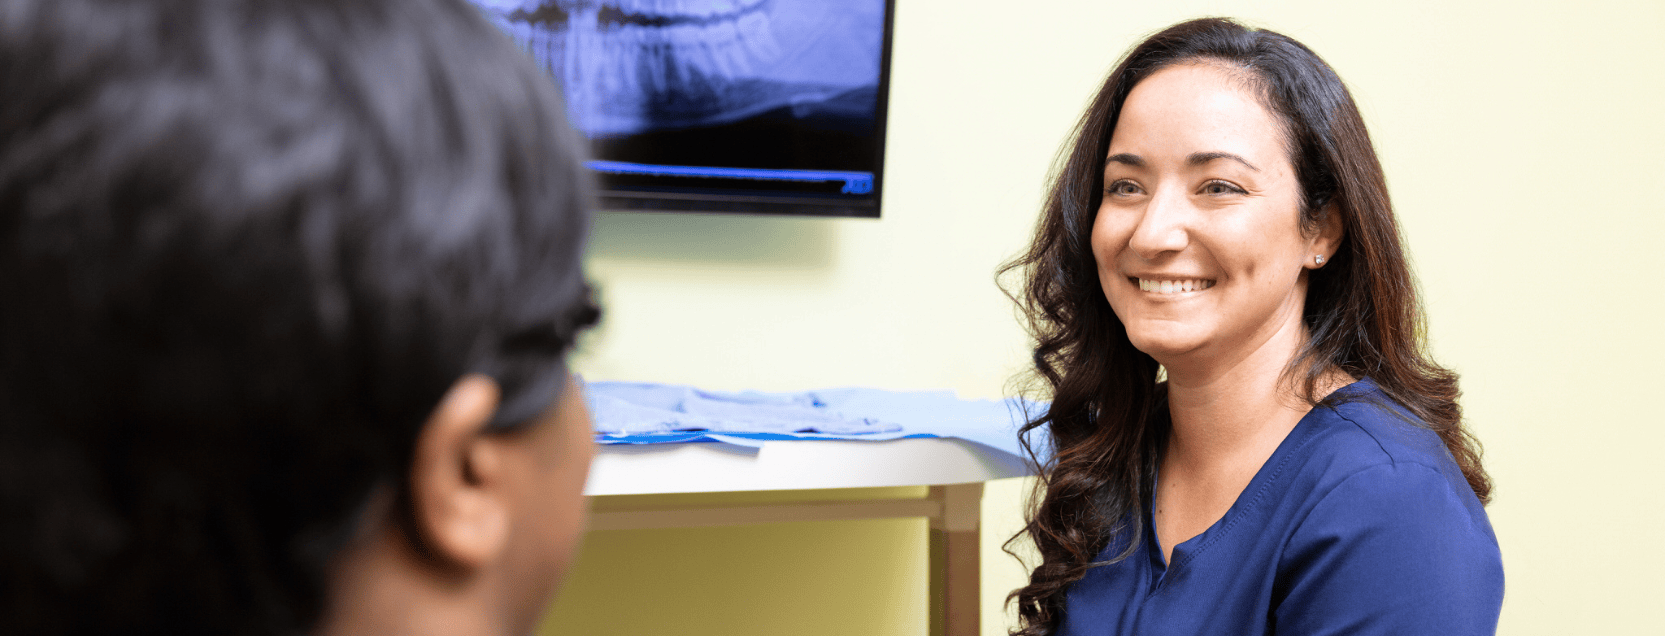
[1314,255,1326,266]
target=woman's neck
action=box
[319,519,515,636]
[1148,318,1339,563]
[1159,317,1319,474]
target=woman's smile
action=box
[1132,277,1216,294]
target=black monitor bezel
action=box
[589,0,896,218]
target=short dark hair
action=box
[0,0,598,633]
[1001,17,1488,636]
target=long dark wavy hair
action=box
[999,17,1491,636]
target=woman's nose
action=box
[1127,187,1190,260]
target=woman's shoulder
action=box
[1269,377,1495,544]
[1266,380,1503,634]
[1294,378,1469,487]
[1271,378,1493,535]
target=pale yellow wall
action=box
[552,0,1665,634]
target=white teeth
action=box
[1137,279,1214,294]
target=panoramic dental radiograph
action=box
[471,0,892,216]
[474,0,885,138]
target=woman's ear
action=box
[1309,202,1345,267]
[407,374,512,571]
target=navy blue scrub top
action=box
[1057,379,1504,636]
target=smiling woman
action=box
[1001,17,1502,636]
[1095,63,1342,371]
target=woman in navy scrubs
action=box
[1003,18,1503,635]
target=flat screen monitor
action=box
[472,0,895,217]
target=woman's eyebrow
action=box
[1188,151,1260,171]
[1104,153,1144,168]
[1103,152,1259,171]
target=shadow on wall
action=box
[588,210,840,269]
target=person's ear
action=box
[407,374,513,571]
[1308,202,1345,268]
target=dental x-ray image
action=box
[472,0,893,216]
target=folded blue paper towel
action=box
[588,382,901,436]
[584,380,1046,461]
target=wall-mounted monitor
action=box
[472,0,895,217]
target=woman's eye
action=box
[1201,180,1247,195]
[1106,180,1142,196]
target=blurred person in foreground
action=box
[0,0,600,634]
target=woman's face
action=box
[1091,63,1337,371]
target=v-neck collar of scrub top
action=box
[1143,377,1379,586]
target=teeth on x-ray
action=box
[605,0,765,22]
[482,0,875,138]
[593,3,780,103]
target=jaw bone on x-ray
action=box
[475,0,885,139]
